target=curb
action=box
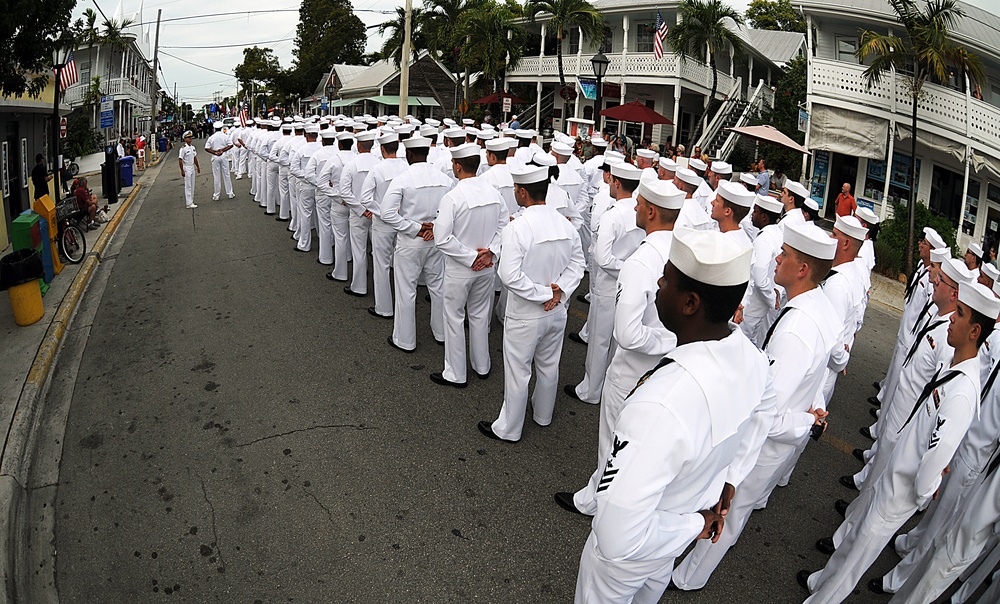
[0,183,143,604]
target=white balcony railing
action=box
[63,77,151,110]
[811,57,1000,154]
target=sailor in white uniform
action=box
[205,121,235,200]
[555,179,683,516]
[574,228,774,604]
[430,143,507,387]
[268,124,293,217]
[320,132,356,282]
[478,165,585,443]
[304,130,340,264]
[672,221,837,591]
[340,130,381,296]
[178,130,200,209]
[674,169,715,231]
[360,132,408,318]
[737,194,784,347]
[710,181,754,247]
[291,124,322,252]
[381,136,454,352]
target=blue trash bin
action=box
[120,156,135,187]
[158,137,167,152]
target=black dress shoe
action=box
[430,372,467,389]
[294,246,310,253]
[852,448,866,463]
[473,370,490,380]
[796,570,812,591]
[317,259,333,266]
[816,537,836,555]
[868,396,882,407]
[344,286,365,297]
[889,533,902,552]
[276,217,290,222]
[568,332,587,345]
[860,426,875,440]
[563,384,582,401]
[868,578,888,594]
[872,381,881,391]
[870,407,879,419]
[434,339,444,346]
[834,499,849,517]
[326,274,347,282]
[477,421,517,443]
[264,211,276,216]
[554,492,588,516]
[386,336,414,353]
[839,475,859,491]
[575,293,590,304]
[368,307,392,319]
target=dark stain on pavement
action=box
[79,433,103,449]
[204,381,219,392]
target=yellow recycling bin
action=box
[8,280,44,326]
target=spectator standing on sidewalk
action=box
[835,183,857,217]
[30,154,52,201]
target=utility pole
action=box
[398,0,413,118]
[148,9,162,161]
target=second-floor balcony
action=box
[810,57,1000,156]
[63,77,151,110]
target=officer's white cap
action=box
[213,121,223,129]
[182,130,193,138]
[451,143,480,159]
[610,162,642,180]
[551,141,573,156]
[658,157,678,171]
[968,242,985,257]
[676,168,703,187]
[785,180,810,200]
[638,180,685,210]
[511,165,550,185]
[320,130,338,140]
[356,130,377,142]
[715,181,754,208]
[856,207,879,225]
[670,227,752,286]
[930,247,951,264]
[711,161,733,175]
[739,172,757,187]
[401,136,431,149]
[754,194,783,214]
[376,132,398,145]
[636,148,656,159]
[689,158,707,172]
[784,221,837,261]
[591,136,608,147]
[485,138,512,152]
[304,124,320,134]
[924,227,947,250]
[982,263,1000,282]
[960,281,1000,319]
[941,257,977,286]
[476,130,496,140]
[834,215,868,241]
[531,152,556,167]
[515,129,535,139]
[335,131,355,141]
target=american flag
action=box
[239,103,248,127]
[653,11,668,60]
[57,52,79,91]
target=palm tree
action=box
[458,3,526,96]
[666,0,745,140]
[80,9,103,130]
[377,6,427,67]
[856,0,984,275]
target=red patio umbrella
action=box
[471,92,528,105]
[599,101,672,125]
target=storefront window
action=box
[929,164,965,226]
[962,179,981,236]
[863,152,920,210]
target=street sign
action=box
[99,95,114,129]
[502,96,512,113]
[798,108,809,133]
[59,117,67,139]
[459,99,470,114]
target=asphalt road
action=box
[53,152,907,603]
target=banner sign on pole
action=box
[100,95,114,129]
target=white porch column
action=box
[672,84,681,146]
[747,55,754,99]
[535,81,543,129]
[540,24,546,62]
[801,14,814,184]
[879,122,896,222]
[957,144,973,245]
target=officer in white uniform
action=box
[574,227,775,604]
[381,136,454,352]
[305,129,340,264]
[361,132,408,318]
[672,221,837,591]
[205,122,235,200]
[556,179,682,516]
[178,130,200,209]
[478,165,585,443]
[801,281,992,604]
[430,143,507,387]
[292,124,322,252]
[341,130,381,296]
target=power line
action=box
[159,51,235,77]
[162,38,294,49]
[130,7,392,28]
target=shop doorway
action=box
[825,153,858,218]
[984,205,1000,262]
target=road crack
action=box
[198,473,226,573]
[303,488,335,524]
[234,424,375,447]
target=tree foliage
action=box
[235,47,282,92]
[378,6,428,68]
[667,0,745,108]
[291,0,366,95]
[745,0,805,32]
[0,0,76,97]
[458,3,526,91]
[525,0,605,91]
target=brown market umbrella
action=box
[471,92,528,105]
[599,100,672,125]
[724,125,810,154]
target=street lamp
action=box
[52,45,73,199]
[591,51,609,137]
[325,83,335,116]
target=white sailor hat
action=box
[376,132,398,145]
[320,130,338,140]
[515,129,535,139]
[551,141,573,156]
[610,162,642,181]
[213,121,223,129]
[401,136,432,149]
[834,215,868,241]
[930,247,951,264]
[292,122,306,130]
[739,172,758,187]
[394,124,416,134]
[804,198,820,212]
[511,165,550,185]
[531,152,556,167]
[293,114,304,120]
[785,180,810,200]
[425,118,441,127]
[462,118,475,126]
[352,123,368,131]
[676,168,703,187]
[269,118,281,127]
[335,131,355,141]
[993,277,1000,298]
[362,117,376,126]
[754,194,783,214]
[638,180,685,210]
[856,207,880,225]
[960,281,1000,318]
[658,157,679,171]
[485,138,512,152]
[591,136,608,147]
[451,142,480,159]
[283,117,293,123]
[377,115,389,122]
[476,130,496,140]
[501,128,516,136]
[465,127,481,137]
[636,148,656,159]
[480,123,495,131]
[784,221,837,260]
[982,263,1000,282]
[356,130,377,142]
[941,257,977,286]
[403,114,413,121]
[443,118,457,126]
[410,118,422,126]
[670,227,752,286]
[968,242,985,257]
[443,127,466,139]
[711,161,733,175]
[717,181,755,208]
[304,124,320,134]
[419,125,438,138]
[923,227,947,250]
[252,117,262,125]
[601,156,624,171]
[689,158,707,172]
[281,124,293,132]
[605,151,625,163]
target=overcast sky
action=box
[73,0,997,111]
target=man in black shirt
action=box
[30,154,52,200]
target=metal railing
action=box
[717,80,772,161]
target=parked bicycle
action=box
[55,196,88,264]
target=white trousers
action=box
[253,158,264,202]
[330,202,351,280]
[491,309,567,441]
[575,531,675,604]
[295,185,316,252]
[442,269,494,383]
[265,162,280,214]
[289,178,301,231]
[371,220,397,316]
[573,374,632,515]
[237,148,248,177]
[211,156,233,198]
[316,194,334,265]
[954,537,1000,603]
[278,166,291,220]
[249,156,257,195]
[348,212,372,293]
[183,170,195,206]
[390,241,444,350]
[574,291,616,403]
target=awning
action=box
[332,95,441,108]
[808,105,888,160]
[896,124,965,163]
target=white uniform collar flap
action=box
[527,206,571,244]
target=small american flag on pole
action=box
[653,11,668,60]
[239,102,248,127]
[58,52,79,91]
